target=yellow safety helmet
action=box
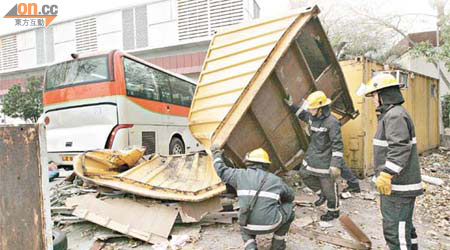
[357,73,400,97]
[306,91,331,109]
[244,148,271,164]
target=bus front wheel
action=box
[169,137,185,155]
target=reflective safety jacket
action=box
[213,156,295,231]
[373,104,423,197]
[292,106,345,177]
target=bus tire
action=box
[169,137,185,155]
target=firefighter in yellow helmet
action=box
[210,146,295,250]
[285,90,358,221]
[357,73,422,250]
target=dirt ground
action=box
[57,149,450,250]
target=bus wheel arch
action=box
[169,134,185,155]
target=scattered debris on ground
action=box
[52,148,450,250]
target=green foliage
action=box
[411,15,450,71]
[1,76,43,123]
[443,94,450,128]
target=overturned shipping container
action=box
[189,6,358,172]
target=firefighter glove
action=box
[375,171,393,195]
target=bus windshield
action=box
[45,55,109,90]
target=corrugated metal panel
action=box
[189,9,308,147]
[74,151,226,202]
[189,6,357,172]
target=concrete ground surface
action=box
[57,149,450,250]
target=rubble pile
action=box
[417,147,450,237]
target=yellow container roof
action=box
[189,6,320,148]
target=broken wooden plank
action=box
[51,206,75,214]
[339,215,372,248]
[294,200,313,207]
[89,240,106,250]
[298,230,369,250]
[67,194,177,244]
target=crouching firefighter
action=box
[285,90,349,221]
[357,73,422,250]
[211,146,296,250]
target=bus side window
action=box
[169,77,194,107]
[190,85,196,105]
[151,69,172,104]
[124,58,160,101]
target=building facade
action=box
[0,0,260,123]
[392,31,450,134]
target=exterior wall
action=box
[340,58,440,177]
[396,52,450,97]
[0,0,259,123]
[0,0,257,74]
[396,52,450,134]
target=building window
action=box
[398,71,408,88]
[431,82,436,98]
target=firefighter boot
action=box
[314,194,327,207]
[320,210,340,221]
[342,182,361,193]
[270,236,286,250]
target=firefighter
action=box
[357,73,422,250]
[285,90,349,221]
[210,146,295,250]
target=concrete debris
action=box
[417,148,450,237]
[362,193,376,201]
[153,225,201,250]
[319,221,333,228]
[422,175,445,186]
[341,192,352,199]
[50,147,449,249]
[292,217,315,228]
